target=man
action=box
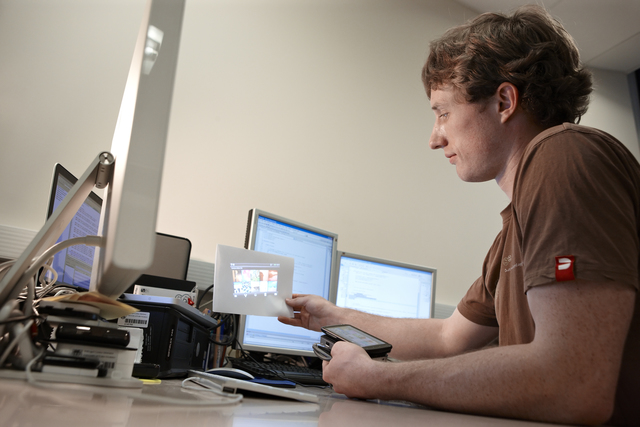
[278,5,640,426]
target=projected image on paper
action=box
[232,264,279,296]
[214,245,294,317]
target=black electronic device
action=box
[312,343,332,361]
[118,294,218,378]
[228,357,326,386]
[42,353,101,370]
[55,323,130,347]
[317,324,392,360]
[37,300,101,321]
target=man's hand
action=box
[277,294,340,332]
[322,341,378,399]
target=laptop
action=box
[44,163,103,290]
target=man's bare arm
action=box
[322,280,635,425]
[278,294,498,359]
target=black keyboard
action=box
[229,358,326,386]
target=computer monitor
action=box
[0,0,185,306]
[90,0,185,298]
[238,209,338,357]
[332,251,436,319]
[140,233,192,281]
[45,164,103,291]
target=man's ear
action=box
[496,82,519,123]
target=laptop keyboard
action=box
[228,358,326,386]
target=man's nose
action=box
[429,125,446,150]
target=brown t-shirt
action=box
[458,124,640,426]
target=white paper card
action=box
[213,244,295,317]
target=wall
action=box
[582,68,640,159]
[1,0,638,309]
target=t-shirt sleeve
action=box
[513,127,640,291]
[457,276,499,327]
[457,230,505,328]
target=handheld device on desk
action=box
[313,324,392,361]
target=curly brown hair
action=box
[422,5,592,128]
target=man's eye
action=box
[440,113,449,119]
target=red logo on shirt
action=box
[555,256,575,281]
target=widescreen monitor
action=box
[0,0,185,351]
[91,0,185,298]
[332,251,436,319]
[239,209,338,357]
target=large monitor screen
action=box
[332,251,436,319]
[239,209,338,357]
[45,164,103,290]
[0,0,184,306]
[91,0,185,298]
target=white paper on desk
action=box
[213,244,295,317]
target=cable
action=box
[0,319,34,367]
[0,236,103,371]
[196,284,213,309]
[0,260,15,279]
[23,277,35,319]
[0,235,103,316]
[181,377,243,401]
[37,259,57,288]
[0,299,21,352]
[209,313,236,347]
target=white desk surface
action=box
[0,377,570,427]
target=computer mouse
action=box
[206,367,255,380]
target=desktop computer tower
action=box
[118,295,217,379]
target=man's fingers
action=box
[285,294,308,309]
[278,312,303,327]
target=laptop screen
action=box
[334,252,436,319]
[45,164,102,290]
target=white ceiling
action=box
[454,0,640,74]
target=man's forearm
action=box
[330,342,611,426]
[375,346,560,420]
[338,308,494,360]
[282,295,495,359]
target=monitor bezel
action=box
[47,163,103,220]
[237,208,339,358]
[331,251,437,319]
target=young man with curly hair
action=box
[279,5,639,426]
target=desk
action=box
[0,377,570,427]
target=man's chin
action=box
[457,169,491,183]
